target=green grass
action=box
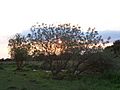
[0,64,120,90]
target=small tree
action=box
[8,34,29,70]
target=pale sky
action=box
[0,0,120,58]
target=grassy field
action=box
[0,64,120,90]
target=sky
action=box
[0,0,120,58]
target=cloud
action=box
[99,30,120,42]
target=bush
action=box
[83,52,114,74]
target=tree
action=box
[8,34,30,70]
[25,23,109,78]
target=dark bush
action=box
[83,52,114,74]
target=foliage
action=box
[84,52,114,73]
[26,24,108,56]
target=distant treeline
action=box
[0,58,12,61]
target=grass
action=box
[0,64,120,90]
